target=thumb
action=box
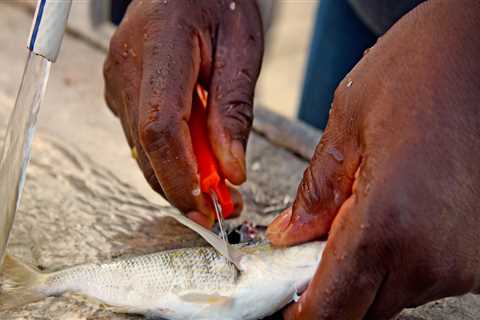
[283,193,384,320]
[267,102,361,246]
[206,0,263,185]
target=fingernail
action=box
[187,211,215,229]
[267,208,293,237]
[229,187,244,218]
[230,140,246,177]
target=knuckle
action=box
[298,165,327,212]
[220,102,253,140]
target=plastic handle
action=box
[28,0,72,62]
[189,85,234,219]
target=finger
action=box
[103,29,139,147]
[267,84,362,245]
[207,0,264,185]
[363,274,407,320]
[284,193,384,320]
[186,187,242,228]
[138,26,211,217]
[104,24,165,195]
[186,211,215,229]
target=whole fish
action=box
[0,241,325,320]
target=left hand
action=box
[267,1,480,319]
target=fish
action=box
[0,211,326,320]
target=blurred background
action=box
[13,0,319,120]
[255,1,318,119]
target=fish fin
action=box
[179,292,231,305]
[163,211,245,269]
[0,254,49,310]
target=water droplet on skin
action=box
[328,103,334,115]
[363,47,370,56]
[364,183,370,196]
[163,0,168,4]
[333,190,342,206]
[346,79,353,87]
[229,1,236,10]
[327,146,344,163]
[192,187,201,197]
[122,51,128,58]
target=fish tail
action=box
[0,254,49,310]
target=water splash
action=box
[0,52,51,265]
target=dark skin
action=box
[103,0,263,227]
[267,0,480,319]
[105,0,480,318]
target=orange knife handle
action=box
[189,85,234,218]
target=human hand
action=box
[103,0,263,227]
[268,1,480,318]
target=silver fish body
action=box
[1,241,325,320]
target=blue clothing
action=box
[298,0,425,130]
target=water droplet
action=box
[327,146,344,163]
[363,47,370,56]
[192,187,201,197]
[163,0,168,4]
[346,79,353,87]
[364,183,370,196]
[333,190,342,206]
[251,162,261,171]
[122,51,128,58]
[229,1,236,10]
[129,48,137,57]
[123,43,128,49]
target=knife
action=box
[189,85,234,261]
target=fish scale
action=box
[43,247,237,298]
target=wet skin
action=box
[104,0,480,318]
[103,0,263,227]
[267,1,480,319]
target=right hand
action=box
[103,0,264,227]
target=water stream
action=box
[0,52,51,265]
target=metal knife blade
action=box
[209,189,232,262]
